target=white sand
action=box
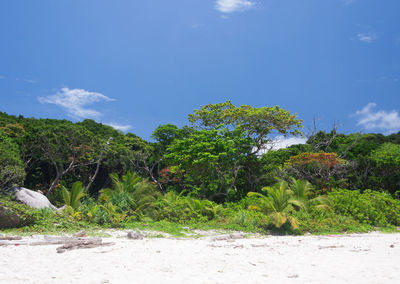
[1,232,399,284]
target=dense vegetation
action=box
[1,101,399,235]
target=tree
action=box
[188,101,303,154]
[0,130,26,190]
[166,127,253,200]
[33,123,98,197]
[284,152,349,192]
[368,143,400,193]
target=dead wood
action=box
[56,241,115,253]
[0,235,22,241]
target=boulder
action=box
[127,231,144,240]
[13,187,57,210]
[0,205,21,228]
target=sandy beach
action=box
[0,231,399,284]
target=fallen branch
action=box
[56,241,115,253]
[0,235,22,241]
[0,235,114,254]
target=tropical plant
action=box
[61,181,87,210]
[99,172,160,219]
[289,178,333,213]
[248,181,304,229]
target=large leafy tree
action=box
[188,101,303,154]
[31,123,99,196]
[168,101,303,200]
[166,127,253,200]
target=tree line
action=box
[1,101,399,207]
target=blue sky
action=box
[0,0,399,141]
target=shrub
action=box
[0,195,38,227]
[328,188,400,226]
[154,191,225,223]
[99,172,160,220]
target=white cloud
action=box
[38,87,114,119]
[104,122,132,132]
[23,79,37,84]
[272,136,307,150]
[354,103,400,133]
[215,0,255,13]
[0,75,5,79]
[357,32,378,43]
[258,136,307,154]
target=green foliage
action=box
[248,181,302,229]
[328,188,400,226]
[289,178,333,212]
[370,143,400,169]
[188,101,303,153]
[166,127,253,200]
[295,210,373,234]
[247,179,332,230]
[154,191,225,223]
[0,195,38,227]
[61,181,87,210]
[99,172,160,220]
[0,130,26,190]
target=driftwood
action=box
[56,240,115,254]
[0,235,22,241]
[0,235,115,253]
[211,234,246,242]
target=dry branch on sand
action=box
[0,235,115,253]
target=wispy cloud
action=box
[38,87,114,119]
[354,103,400,133]
[0,75,5,79]
[342,0,356,6]
[357,32,378,43]
[215,0,255,13]
[104,122,132,132]
[23,79,37,84]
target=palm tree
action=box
[99,172,160,219]
[61,181,87,210]
[248,181,305,229]
[289,178,333,212]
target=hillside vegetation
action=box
[1,102,399,235]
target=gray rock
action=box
[0,205,21,228]
[13,188,57,210]
[127,231,144,240]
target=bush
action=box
[328,188,400,226]
[0,195,38,227]
[294,209,372,234]
[154,191,224,223]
